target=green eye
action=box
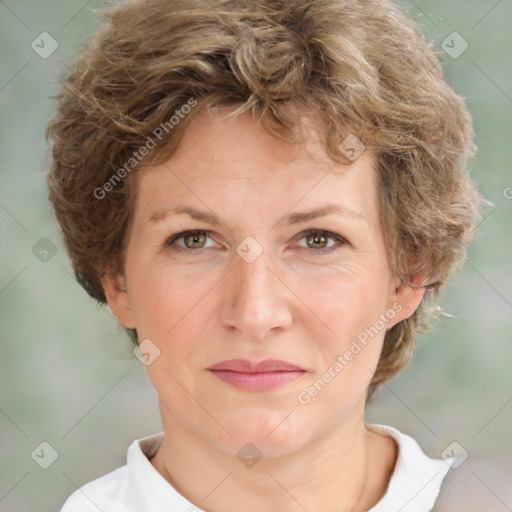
[165,228,348,255]
[182,231,208,248]
[298,229,347,254]
[166,230,212,250]
[305,232,330,249]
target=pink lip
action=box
[208,359,306,391]
[209,359,304,372]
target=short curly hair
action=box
[46,0,486,400]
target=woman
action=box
[46,0,510,510]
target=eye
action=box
[165,229,216,251]
[297,229,348,254]
[164,228,348,254]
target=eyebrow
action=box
[149,203,367,227]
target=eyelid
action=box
[166,228,219,249]
[292,228,349,254]
[165,228,349,254]
[298,228,348,246]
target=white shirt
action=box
[60,423,453,512]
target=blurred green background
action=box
[1,0,511,510]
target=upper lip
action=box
[208,359,305,373]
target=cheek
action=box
[129,262,209,338]
[129,264,218,390]
[293,276,386,418]
[292,267,389,394]
[294,265,391,344]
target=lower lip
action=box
[208,370,305,391]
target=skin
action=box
[103,106,426,512]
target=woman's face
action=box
[105,107,422,457]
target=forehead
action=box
[132,107,379,227]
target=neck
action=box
[150,401,397,512]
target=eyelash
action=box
[164,228,348,255]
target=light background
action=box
[1,0,511,511]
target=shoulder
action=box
[366,424,511,512]
[365,424,452,511]
[60,433,166,512]
[60,465,130,512]
[433,457,512,512]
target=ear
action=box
[386,274,428,329]
[101,272,136,329]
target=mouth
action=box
[207,359,306,392]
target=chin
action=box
[207,408,314,458]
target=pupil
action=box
[187,233,204,248]
[309,234,326,248]
[184,233,328,249]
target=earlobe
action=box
[101,272,136,329]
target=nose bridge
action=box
[221,246,292,340]
[239,250,272,296]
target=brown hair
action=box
[46,0,486,400]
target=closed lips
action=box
[208,359,305,373]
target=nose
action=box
[219,248,294,341]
